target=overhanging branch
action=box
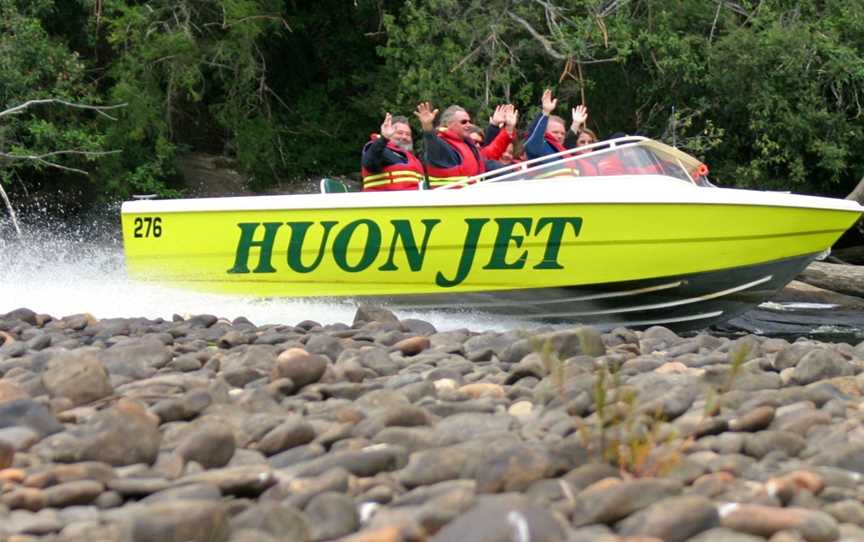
[0,99,127,121]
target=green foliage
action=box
[3,0,864,210]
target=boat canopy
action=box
[442,136,712,189]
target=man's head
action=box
[390,115,413,152]
[441,105,473,139]
[546,115,566,145]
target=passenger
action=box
[523,89,570,160]
[565,127,598,152]
[415,102,485,188]
[477,104,518,164]
[523,89,583,177]
[360,113,425,191]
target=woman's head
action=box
[576,128,597,147]
[468,126,485,146]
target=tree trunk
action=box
[797,261,864,299]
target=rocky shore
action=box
[1,306,864,541]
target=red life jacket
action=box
[534,133,582,179]
[426,128,485,189]
[361,137,425,191]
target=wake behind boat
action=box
[120,137,863,330]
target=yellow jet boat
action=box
[121,137,863,330]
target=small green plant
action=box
[529,329,749,478]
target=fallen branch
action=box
[797,261,864,299]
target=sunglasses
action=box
[458,119,471,125]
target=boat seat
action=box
[320,178,350,194]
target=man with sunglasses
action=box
[415,102,485,189]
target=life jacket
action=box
[533,134,582,179]
[425,128,485,189]
[361,137,425,191]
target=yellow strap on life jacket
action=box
[427,175,472,188]
[362,170,424,189]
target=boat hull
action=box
[370,252,820,330]
[121,177,862,329]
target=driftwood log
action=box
[797,261,864,299]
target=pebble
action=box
[2,307,864,540]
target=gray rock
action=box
[175,423,237,469]
[288,446,403,478]
[42,350,113,406]
[305,491,358,540]
[43,480,105,507]
[743,430,806,459]
[41,399,161,466]
[230,502,311,542]
[686,527,766,542]
[151,388,213,423]
[304,334,344,363]
[256,419,316,455]
[570,478,683,526]
[222,345,277,387]
[268,443,326,469]
[433,413,515,445]
[129,499,230,542]
[791,349,854,385]
[430,499,566,542]
[0,398,63,437]
[616,495,719,542]
[813,443,864,473]
[140,483,222,503]
[271,349,328,388]
[99,339,172,378]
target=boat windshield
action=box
[439,136,712,189]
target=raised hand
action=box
[380,112,395,139]
[505,106,519,133]
[541,89,557,115]
[571,104,588,132]
[414,102,439,131]
[490,104,507,126]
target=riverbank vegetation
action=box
[1,0,863,209]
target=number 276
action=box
[133,217,162,238]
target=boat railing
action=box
[433,135,710,190]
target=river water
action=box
[0,208,527,332]
[2,207,863,343]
